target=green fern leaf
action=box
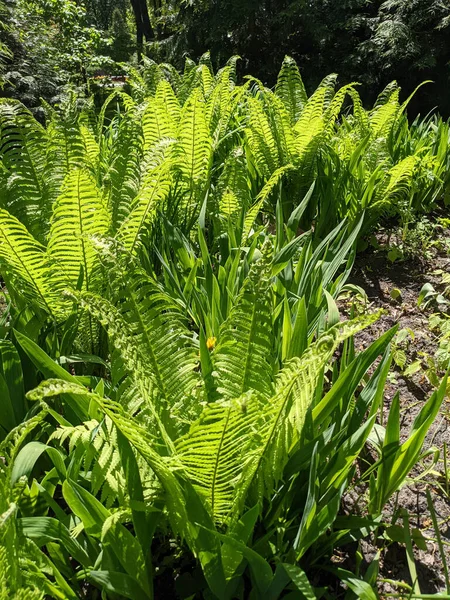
[47,168,110,291]
[106,108,143,230]
[74,254,203,433]
[246,95,280,177]
[214,243,274,399]
[275,56,308,124]
[142,80,180,152]
[0,209,63,316]
[176,390,262,521]
[117,162,171,254]
[0,100,49,241]
[176,88,212,186]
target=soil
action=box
[337,238,450,598]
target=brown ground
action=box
[337,239,450,598]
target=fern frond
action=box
[324,83,359,128]
[205,66,235,140]
[0,404,49,466]
[236,311,380,513]
[74,254,202,433]
[178,57,202,105]
[47,169,110,291]
[142,80,180,152]
[372,155,419,210]
[267,94,296,164]
[242,164,293,242]
[176,390,262,521]
[369,87,400,140]
[28,380,189,538]
[50,418,126,508]
[0,209,63,316]
[246,96,280,177]
[316,73,338,108]
[348,87,369,134]
[199,64,214,98]
[0,100,49,240]
[293,86,327,156]
[275,56,308,124]
[106,109,143,230]
[45,103,96,201]
[117,162,171,254]
[213,148,251,233]
[176,88,212,186]
[214,243,274,399]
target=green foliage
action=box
[0,56,448,598]
[153,0,450,116]
[0,0,117,110]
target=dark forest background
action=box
[1,0,449,116]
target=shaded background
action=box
[1,0,449,116]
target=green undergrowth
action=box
[0,55,449,598]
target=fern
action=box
[176,87,212,189]
[214,148,251,234]
[0,209,63,317]
[242,164,293,242]
[44,98,97,209]
[372,154,419,212]
[369,86,401,141]
[49,418,126,508]
[213,243,274,399]
[176,390,262,521]
[275,56,308,124]
[47,168,110,292]
[246,95,280,178]
[74,250,203,433]
[117,161,171,254]
[0,100,49,241]
[27,380,190,542]
[142,80,180,152]
[106,107,144,230]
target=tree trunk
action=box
[139,0,153,41]
[130,0,153,60]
